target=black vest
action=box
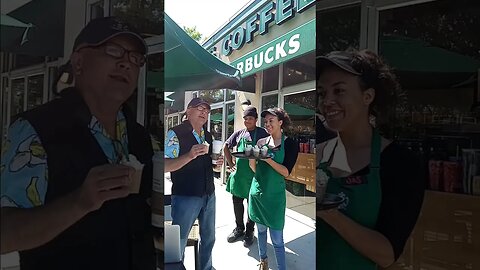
[170,121,215,197]
[18,88,155,270]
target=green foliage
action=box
[183,25,203,42]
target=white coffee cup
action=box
[212,140,223,154]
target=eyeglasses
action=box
[189,106,210,113]
[77,42,146,67]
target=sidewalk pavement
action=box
[166,175,316,270]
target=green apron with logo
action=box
[226,129,257,198]
[317,129,382,270]
[248,134,286,230]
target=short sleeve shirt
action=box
[225,127,269,148]
[164,127,206,159]
[1,111,160,208]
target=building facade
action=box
[164,0,317,219]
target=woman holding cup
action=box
[316,49,425,269]
[248,107,299,270]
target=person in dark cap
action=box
[316,49,424,269]
[1,17,157,269]
[223,105,268,247]
[165,97,223,270]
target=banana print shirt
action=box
[1,111,160,208]
[164,128,206,159]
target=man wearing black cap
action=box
[1,17,156,269]
[165,97,222,270]
[223,105,268,247]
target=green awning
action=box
[1,14,33,49]
[210,113,234,122]
[380,37,480,73]
[284,103,315,116]
[164,13,241,92]
[3,0,65,57]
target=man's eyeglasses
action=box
[76,42,146,67]
[190,106,210,113]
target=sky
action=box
[165,0,252,43]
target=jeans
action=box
[232,195,255,232]
[257,223,285,270]
[171,193,216,270]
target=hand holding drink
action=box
[120,154,145,194]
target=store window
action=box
[1,53,8,73]
[284,90,316,141]
[283,90,316,206]
[242,74,256,93]
[167,117,173,130]
[199,89,224,104]
[226,102,235,139]
[283,52,316,88]
[110,0,163,36]
[210,107,223,141]
[26,74,44,111]
[226,89,236,101]
[10,78,25,122]
[261,94,278,111]
[1,77,8,142]
[262,65,279,92]
[379,0,480,177]
[89,0,104,19]
[317,4,361,55]
[144,52,163,145]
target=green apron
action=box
[317,129,382,270]
[226,129,258,198]
[248,134,286,230]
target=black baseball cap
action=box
[73,17,147,54]
[316,51,361,76]
[187,98,211,110]
[261,108,280,118]
[243,106,258,118]
[261,107,290,128]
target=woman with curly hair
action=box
[248,107,299,270]
[316,50,425,269]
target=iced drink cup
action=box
[260,146,268,157]
[212,140,222,160]
[253,145,260,158]
[245,144,253,156]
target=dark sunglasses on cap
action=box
[76,42,146,67]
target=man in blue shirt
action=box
[1,17,157,270]
[165,98,223,270]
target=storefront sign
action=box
[231,19,315,77]
[221,0,315,56]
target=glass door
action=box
[26,74,44,111]
[1,77,9,144]
[10,78,25,122]
[209,106,223,141]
